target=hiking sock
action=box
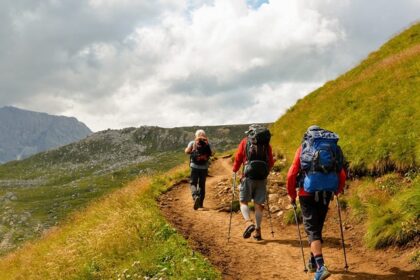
[255,207,263,229]
[314,254,325,269]
[240,204,251,221]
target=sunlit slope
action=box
[271,23,420,175]
[0,169,220,280]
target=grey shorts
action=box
[239,177,267,205]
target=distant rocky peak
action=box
[0,106,92,163]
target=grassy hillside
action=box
[271,23,420,176]
[0,124,251,255]
[0,168,220,279]
[270,23,420,250]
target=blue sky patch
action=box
[246,0,269,10]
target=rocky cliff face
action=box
[35,124,253,170]
[0,106,92,163]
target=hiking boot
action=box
[253,228,262,241]
[313,266,331,280]
[307,257,317,273]
[193,196,201,210]
[243,221,255,239]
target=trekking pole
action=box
[265,190,275,237]
[227,173,236,243]
[292,202,308,273]
[336,195,349,271]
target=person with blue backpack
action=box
[287,125,346,280]
[185,129,213,210]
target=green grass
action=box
[364,175,420,249]
[0,168,221,280]
[348,193,367,223]
[0,152,186,255]
[347,172,419,248]
[270,23,420,176]
[284,204,302,225]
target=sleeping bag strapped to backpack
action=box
[244,125,271,180]
[300,126,344,192]
[191,138,212,165]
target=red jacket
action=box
[232,138,275,173]
[287,146,346,200]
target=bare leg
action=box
[310,240,322,256]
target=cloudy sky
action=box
[0,0,418,131]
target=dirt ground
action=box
[159,157,419,280]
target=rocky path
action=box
[160,157,419,280]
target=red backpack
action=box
[191,138,212,165]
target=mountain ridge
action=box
[0,106,92,163]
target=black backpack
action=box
[191,138,212,165]
[244,125,271,180]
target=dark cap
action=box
[245,124,265,134]
[307,125,321,131]
[245,123,265,134]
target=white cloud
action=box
[0,0,418,131]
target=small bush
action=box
[284,204,302,225]
[231,200,240,212]
[337,197,348,210]
[410,250,420,267]
[272,161,284,172]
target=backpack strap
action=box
[245,139,250,163]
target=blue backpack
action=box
[299,127,343,192]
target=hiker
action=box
[232,124,274,241]
[185,129,213,210]
[287,125,346,280]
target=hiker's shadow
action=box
[251,238,307,247]
[253,237,345,249]
[337,267,420,280]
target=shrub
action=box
[410,250,420,267]
[284,204,302,225]
[364,181,420,248]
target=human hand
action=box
[288,195,296,207]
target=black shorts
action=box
[299,192,332,244]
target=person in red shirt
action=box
[287,125,346,280]
[232,124,275,241]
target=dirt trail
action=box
[160,157,419,280]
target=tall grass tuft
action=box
[364,176,420,249]
[284,203,302,225]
